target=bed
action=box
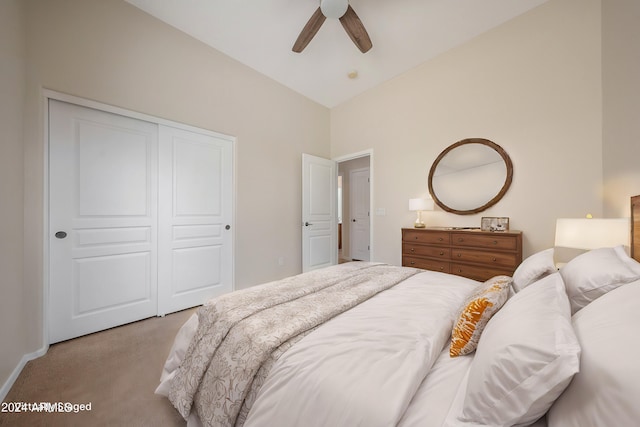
[157,195,640,427]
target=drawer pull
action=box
[493,240,498,245]
[410,261,415,265]
[439,251,444,256]
[410,248,415,252]
[458,238,463,242]
[438,237,443,241]
[492,257,497,262]
[458,269,463,273]
[457,254,462,258]
[440,267,444,270]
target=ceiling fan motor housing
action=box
[320,0,349,19]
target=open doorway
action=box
[337,154,371,263]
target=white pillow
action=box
[548,279,640,427]
[560,245,640,314]
[455,273,580,427]
[512,248,556,292]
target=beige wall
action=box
[602,0,640,216]
[0,0,27,394]
[18,0,329,363]
[331,0,603,265]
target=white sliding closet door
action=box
[49,98,234,343]
[157,126,233,315]
[49,100,159,343]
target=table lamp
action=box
[409,198,434,228]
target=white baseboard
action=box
[0,346,48,402]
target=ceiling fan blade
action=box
[339,5,372,53]
[292,7,326,53]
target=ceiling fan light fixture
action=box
[320,0,348,19]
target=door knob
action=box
[304,222,313,226]
[225,225,231,230]
[55,231,67,239]
[352,219,356,222]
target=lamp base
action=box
[414,222,426,228]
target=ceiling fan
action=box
[292,0,373,53]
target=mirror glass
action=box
[428,139,513,215]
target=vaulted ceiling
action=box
[126,0,549,108]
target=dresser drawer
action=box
[450,248,518,268]
[403,256,450,273]
[451,233,518,251]
[402,244,450,259]
[403,229,450,245]
[450,263,513,282]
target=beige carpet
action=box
[0,308,196,427]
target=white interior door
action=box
[302,154,337,272]
[49,99,158,343]
[349,167,370,261]
[157,126,233,315]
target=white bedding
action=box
[157,268,479,427]
[244,271,477,427]
[398,344,473,427]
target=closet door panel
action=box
[158,125,233,315]
[49,99,158,343]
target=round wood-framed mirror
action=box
[428,138,513,215]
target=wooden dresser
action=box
[402,228,522,282]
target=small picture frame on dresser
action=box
[481,216,510,232]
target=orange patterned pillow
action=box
[450,275,512,357]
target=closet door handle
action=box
[55,231,67,239]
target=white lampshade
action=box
[409,198,434,212]
[320,0,348,19]
[555,218,630,250]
